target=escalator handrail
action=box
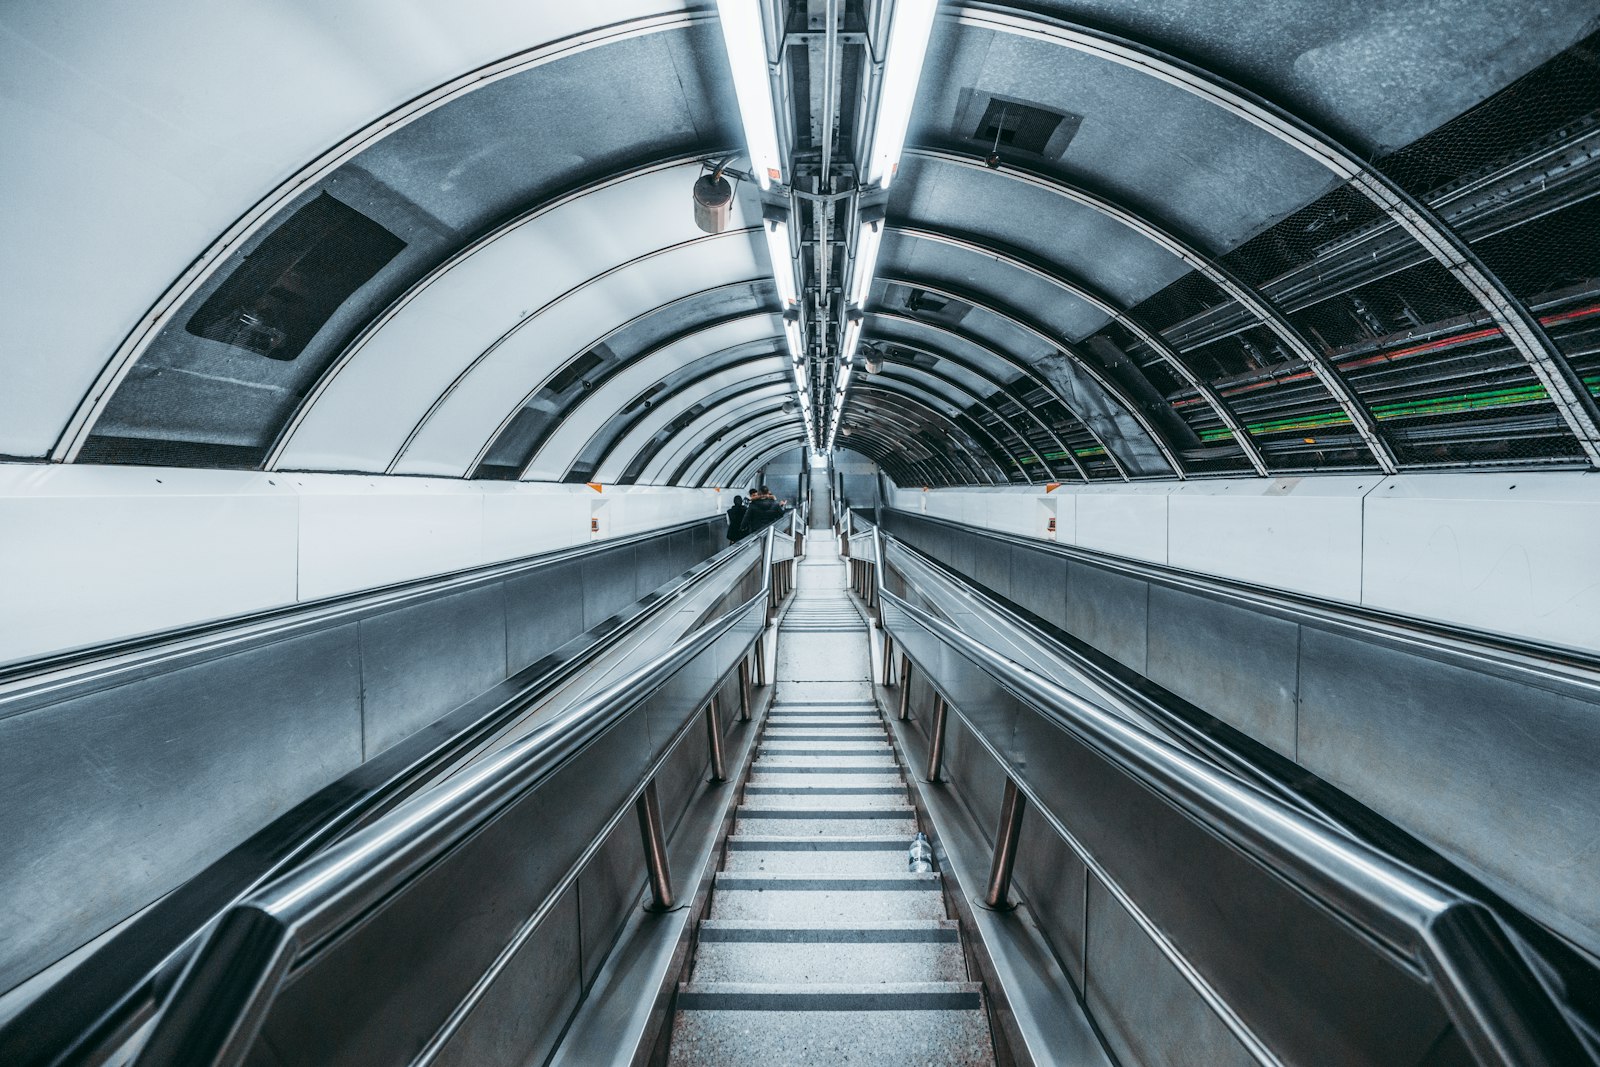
[1,527,764,1067]
[133,526,777,1067]
[865,521,1586,1067]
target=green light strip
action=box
[1197,375,1600,443]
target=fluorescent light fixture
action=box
[847,216,883,308]
[783,313,805,361]
[764,216,798,306]
[839,310,865,369]
[866,0,937,188]
[715,0,784,188]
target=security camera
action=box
[985,153,1002,170]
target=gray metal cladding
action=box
[1062,561,1150,675]
[252,711,655,1066]
[889,605,1458,1067]
[0,520,721,995]
[914,23,1342,252]
[0,624,364,995]
[1010,808,1090,989]
[504,560,587,670]
[882,508,1600,960]
[358,583,510,759]
[427,887,582,1067]
[1145,585,1300,760]
[1296,626,1600,953]
[1014,0,1600,153]
[1082,874,1258,1067]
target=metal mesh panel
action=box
[1113,30,1600,471]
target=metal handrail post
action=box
[898,656,913,721]
[983,778,1026,911]
[705,697,727,783]
[738,659,753,722]
[881,631,895,685]
[636,780,674,911]
[925,694,948,783]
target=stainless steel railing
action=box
[858,518,1588,1067]
[129,528,783,1067]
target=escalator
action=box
[7,511,1595,1066]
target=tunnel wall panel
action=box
[0,465,721,666]
[892,473,1600,652]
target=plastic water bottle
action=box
[908,832,934,873]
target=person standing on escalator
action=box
[743,486,787,534]
[726,495,748,542]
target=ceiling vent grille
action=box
[954,90,1082,161]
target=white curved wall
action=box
[0,1,690,459]
[895,473,1600,654]
[0,464,720,666]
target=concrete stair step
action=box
[759,741,892,755]
[754,756,897,773]
[733,815,918,837]
[764,717,881,728]
[709,873,945,921]
[667,1004,994,1066]
[691,940,966,983]
[763,731,885,742]
[676,981,982,1011]
[697,919,960,942]
[740,795,909,811]
[724,835,913,874]
[743,781,905,796]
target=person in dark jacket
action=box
[726,495,747,542]
[743,486,786,533]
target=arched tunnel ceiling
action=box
[3,1,1597,486]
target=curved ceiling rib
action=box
[830,419,943,487]
[647,387,801,484]
[575,350,792,482]
[841,388,1000,485]
[56,11,714,464]
[905,148,1395,472]
[640,371,1006,488]
[854,328,1090,481]
[869,364,1036,483]
[501,303,784,480]
[389,228,764,474]
[710,420,927,489]
[587,351,794,483]
[694,423,808,487]
[265,153,732,471]
[848,380,1013,483]
[695,404,969,489]
[886,227,1269,475]
[661,374,1007,488]
[679,409,812,486]
[864,310,1131,478]
[724,436,813,488]
[951,4,1600,467]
